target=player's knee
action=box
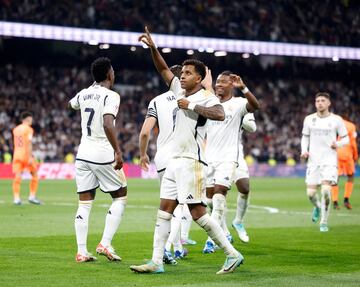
[157,209,172,221]
[239,192,249,199]
[236,180,249,194]
[306,188,317,197]
[321,185,331,200]
[348,175,354,182]
[110,186,127,198]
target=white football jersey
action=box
[169,77,220,163]
[238,113,256,161]
[302,113,347,166]
[69,83,120,164]
[146,91,178,171]
[206,97,248,163]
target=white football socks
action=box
[165,204,183,252]
[221,200,231,236]
[320,185,331,225]
[100,196,127,247]
[196,213,239,257]
[211,193,226,225]
[152,210,172,265]
[234,193,249,224]
[75,200,93,255]
[307,188,321,208]
[181,204,193,241]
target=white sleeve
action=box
[302,117,310,136]
[242,113,256,132]
[337,117,348,138]
[239,98,249,117]
[103,92,120,117]
[169,76,185,99]
[69,94,80,110]
[301,117,310,154]
[146,98,157,119]
[336,118,350,147]
[205,92,220,107]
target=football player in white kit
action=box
[139,65,194,265]
[203,72,259,253]
[231,113,256,243]
[131,27,243,275]
[69,57,127,262]
[301,92,349,232]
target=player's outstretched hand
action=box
[177,98,190,110]
[201,66,213,91]
[140,154,150,171]
[230,74,246,89]
[138,26,156,49]
[114,152,124,170]
[300,152,309,159]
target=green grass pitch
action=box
[0,177,359,287]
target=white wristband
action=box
[188,103,196,111]
[241,87,249,94]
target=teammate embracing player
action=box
[301,92,349,232]
[139,64,193,265]
[131,27,243,275]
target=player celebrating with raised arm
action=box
[331,113,358,210]
[231,112,257,243]
[12,111,41,205]
[203,71,259,253]
[69,57,127,262]
[301,92,349,232]
[139,64,191,265]
[131,27,244,275]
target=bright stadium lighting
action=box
[1,21,360,60]
[187,49,194,55]
[242,53,250,58]
[214,51,227,57]
[99,43,110,49]
[162,47,171,53]
[332,56,339,61]
[88,40,98,46]
[206,47,214,53]
[130,46,136,51]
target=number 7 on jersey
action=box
[85,108,95,136]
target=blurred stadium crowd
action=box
[0,1,359,165]
[0,59,358,164]
[1,0,359,46]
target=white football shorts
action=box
[305,164,338,186]
[232,157,249,182]
[75,160,127,193]
[160,157,206,205]
[206,161,237,188]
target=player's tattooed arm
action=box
[177,98,224,120]
[194,104,225,120]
